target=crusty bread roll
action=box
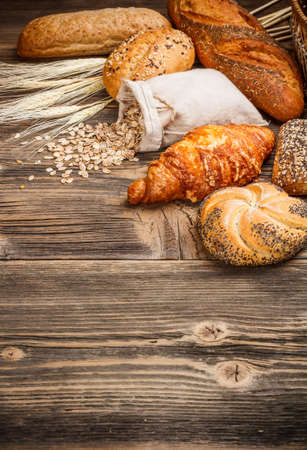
[168,0,304,122]
[272,119,307,195]
[199,182,307,266]
[17,8,171,58]
[103,28,195,99]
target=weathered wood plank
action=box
[0,0,306,449]
[1,445,306,450]
[0,163,306,260]
[0,260,307,448]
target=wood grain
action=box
[0,0,307,448]
[1,260,307,448]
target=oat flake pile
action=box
[37,104,144,184]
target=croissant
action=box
[128,124,275,205]
[199,182,307,266]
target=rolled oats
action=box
[40,103,143,184]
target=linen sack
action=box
[117,68,268,152]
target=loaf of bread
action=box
[103,28,195,99]
[199,182,307,266]
[128,124,274,205]
[168,0,304,122]
[272,119,307,195]
[17,8,171,58]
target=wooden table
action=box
[0,1,306,449]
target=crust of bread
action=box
[199,182,307,266]
[168,0,304,122]
[17,8,171,58]
[103,28,195,99]
[272,119,307,195]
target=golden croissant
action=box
[128,124,275,205]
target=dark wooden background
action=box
[0,1,306,449]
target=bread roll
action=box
[272,119,307,195]
[168,0,304,122]
[103,28,195,99]
[128,124,274,205]
[199,182,307,266]
[17,8,171,58]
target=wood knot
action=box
[216,361,254,389]
[1,347,25,361]
[193,321,227,343]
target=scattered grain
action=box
[38,103,144,184]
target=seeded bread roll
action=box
[199,182,307,266]
[103,28,195,99]
[272,119,307,195]
[17,8,171,58]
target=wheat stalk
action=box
[250,0,281,15]
[0,77,104,122]
[0,58,106,92]
[260,8,291,28]
[253,1,292,41]
[0,57,112,157]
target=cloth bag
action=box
[117,68,268,152]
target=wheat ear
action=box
[0,58,112,158]
[0,58,106,92]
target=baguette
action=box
[103,28,195,99]
[168,0,304,122]
[17,8,171,58]
[272,119,307,195]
